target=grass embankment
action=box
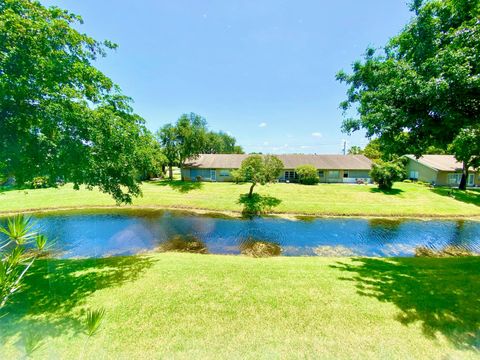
[0,181,479,217]
[0,254,478,359]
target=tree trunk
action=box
[458,161,468,191]
[168,165,173,180]
[248,183,256,197]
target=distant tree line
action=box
[156,113,244,179]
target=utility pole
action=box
[342,140,347,155]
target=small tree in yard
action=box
[448,127,480,190]
[370,160,405,191]
[295,165,319,185]
[233,155,283,197]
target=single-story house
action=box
[182,154,373,183]
[405,155,479,187]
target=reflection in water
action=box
[314,245,357,257]
[4,211,478,258]
[415,245,474,257]
[157,235,208,254]
[239,237,282,257]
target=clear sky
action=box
[42,0,413,154]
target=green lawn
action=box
[1,181,479,217]
[0,254,478,359]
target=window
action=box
[284,171,298,181]
[468,174,475,186]
[448,173,462,185]
[343,171,349,178]
[219,169,230,177]
[410,171,419,180]
[318,170,324,177]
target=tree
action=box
[369,160,406,191]
[448,127,480,190]
[175,113,208,176]
[363,139,383,160]
[337,0,480,188]
[232,155,283,197]
[295,165,320,185]
[0,0,156,203]
[156,113,208,180]
[202,131,244,154]
[157,114,244,179]
[424,146,447,155]
[156,124,178,180]
[347,146,363,155]
[0,215,47,308]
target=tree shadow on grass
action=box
[369,187,404,195]
[431,187,480,207]
[238,193,282,216]
[331,257,480,350]
[152,180,203,193]
[0,255,155,348]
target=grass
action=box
[0,181,479,217]
[0,253,478,359]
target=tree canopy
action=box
[0,0,158,202]
[337,0,480,187]
[347,146,363,155]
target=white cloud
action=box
[258,122,267,128]
[263,141,269,146]
[311,132,322,137]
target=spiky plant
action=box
[85,308,106,337]
[0,215,47,308]
[24,331,43,357]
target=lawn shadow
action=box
[369,187,404,195]
[151,180,203,193]
[431,187,480,207]
[331,257,480,350]
[0,255,155,349]
[238,193,282,216]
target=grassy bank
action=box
[0,254,478,359]
[0,181,479,217]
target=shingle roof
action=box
[406,155,471,171]
[184,154,373,170]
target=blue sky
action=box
[43,0,412,154]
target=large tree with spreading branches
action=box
[337,0,480,189]
[0,0,159,202]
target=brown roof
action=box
[184,154,373,170]
[406,155,471,171]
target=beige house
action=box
[182,154,373,183]
[405,155,479,187]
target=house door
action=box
[210,169,216,181]
[468,173,474,186]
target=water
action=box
[4,210,480,258]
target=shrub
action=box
[31,176,49,189]
[295,165,319,185]
[369,160,405,190]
